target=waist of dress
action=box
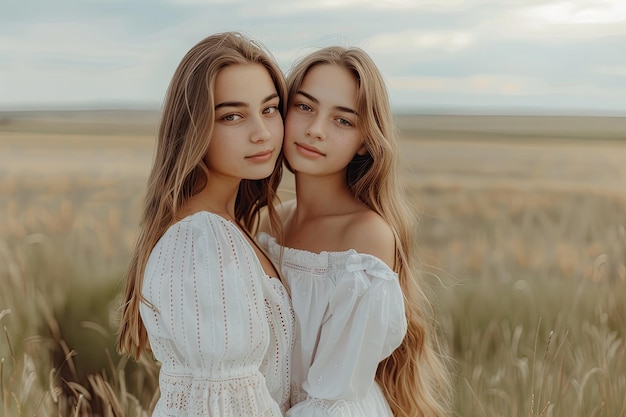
[154,368,280,417]
[160,366,263,381]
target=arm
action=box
[302,255,407,402]
[141,214,269,371]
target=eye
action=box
[263,105,279,115]
[336,117,353,127]
[296,103,313,112]
[221,114,242,122]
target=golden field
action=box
[1,110,625,416]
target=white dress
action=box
[140,212,294,416]
[258,233,407,417]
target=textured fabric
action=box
[140,212,294,416]
[260,275,294,413]
[258,232,407,417]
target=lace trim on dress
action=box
[157,371,280,416]
[258,232,397,279]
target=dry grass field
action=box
[1,110,625,416]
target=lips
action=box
[295,142,325,157]
[246,149,274,161]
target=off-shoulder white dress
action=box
[258,233,407,417]
[140,212,294,417]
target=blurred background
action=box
[1,1,625,416]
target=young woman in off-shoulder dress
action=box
[258,46,453,417]
[117,32,294,416]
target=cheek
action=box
[205,139,231,166]
[203,145,219,168]
[335,137,365,162]
[270,118,284,142]
[284,114,302,140]
[343,133,365,153]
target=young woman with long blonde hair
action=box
[258,46,453,417]
[117,32,294,416]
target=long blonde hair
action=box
[117,32,286,359]
[286,47,453,417]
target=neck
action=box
[293,171,356,219]
[186,176,241,221]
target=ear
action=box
[356,143,368,156]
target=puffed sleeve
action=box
[300,253,407,402]
[141,214,269,372]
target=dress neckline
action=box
[185,212,283,282]
[257,231,356,257]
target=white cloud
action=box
[388,73,626,105]
[257,0,494,15]
[0,19,178,108]
[1,19,160,60]
[595,65,626,77]
[1,0,624,112]
[519,0,626,24]
[506,0,626,39]
[368,30,475,54]
[388,74,536,95]
[163,0,236,4]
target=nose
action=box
[305,116,325,141]
[250,114,271,143]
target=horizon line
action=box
[1,105,625,118]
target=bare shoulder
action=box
[258,199,297,235]
[343,210,396,269]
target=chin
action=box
[247,170,275,181]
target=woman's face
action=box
[205,63,283,183]
[283,63,365,178]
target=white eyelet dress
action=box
[258,232,407,417]
[140,212,294,416]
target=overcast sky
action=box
[1,0,625,114]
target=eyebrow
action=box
[215,93,279,110]
[296,90,358,115]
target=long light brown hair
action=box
[286,47,453,417]
[117,32,286,360]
